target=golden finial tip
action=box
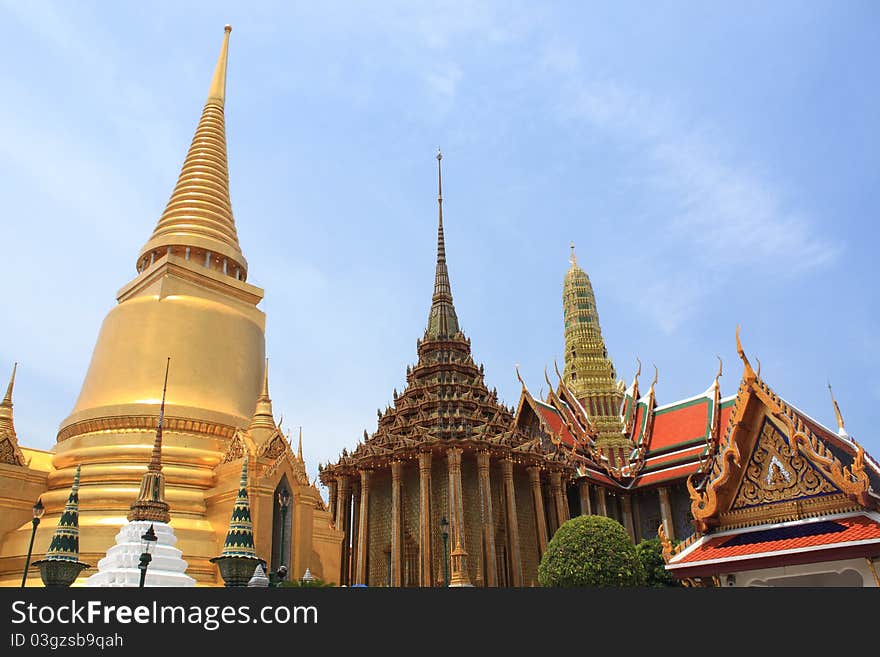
[225,24,232,33]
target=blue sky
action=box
[1,2,878,487]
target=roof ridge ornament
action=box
[735,325,757,383]
[827,382,849,438]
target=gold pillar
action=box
[577,479,592,516]
[621,494,635,541]
[390,460,403,587]
[292,494,315,581]
[418,451,433,587]
[550,471,569,528]
[355,470,370,585]
[527,466,549,556]
[501,458,523,587]
[658,486,675,541]
[335,474,351,586]
[476,450,497,587]
[596,486,608,516]
[446,447,471,586]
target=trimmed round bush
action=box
[636,537,679,587]
[538,515,645,587]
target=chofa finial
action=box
[827,382,848,438]
[735,325,756,382]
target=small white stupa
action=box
[86,359,195,587]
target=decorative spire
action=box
[39,466,84,563]
[827,382,849,438]
[0,363,25,466]
[297,427,303,460]
[249,358,275,431]
[137,25,247,280]
[128,358,172,523]
[562,244,626,453]
[426,148,460,339]
[219,457,257,559]
[0,362,17,436]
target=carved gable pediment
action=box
[731,418,838,510]
[258,432,288,460]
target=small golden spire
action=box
[569,241,577,267]
[2,362,15,407]
[249,358,275,431]
[827,382,848,437]
[128,358,172,523]
[297,426,303,461]
[0,363,16,436]
[208,25,233,105]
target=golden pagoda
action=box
[562,244,629,462]
[0,26,342,586]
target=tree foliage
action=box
[635,537,679,587]
[538,515,645,587]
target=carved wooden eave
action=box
[686,364,876,535]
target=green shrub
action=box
[538,515,645,587]
[635,537,679,587]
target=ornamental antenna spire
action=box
[570,242,577,267]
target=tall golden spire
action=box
[426,148,460,339]
[0,363,16,436]
[249,359,275,431]
[137,25,248,280]
[128,358,172,523]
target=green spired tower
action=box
[32,465,90,586]
[562,243,629,461]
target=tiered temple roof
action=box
[322,152,523,474]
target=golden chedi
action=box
[0,26,342,586]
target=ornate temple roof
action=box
[0,363,26,467]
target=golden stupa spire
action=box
[128,358,172,523]
[569,241,577,267]
[827,382,849,438]
[0,363,16,436]
[426,148,460,339]
[249,358,275,431]
[137,25,248,280]
[297,427,303,461]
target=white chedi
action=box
[85,521,195,587]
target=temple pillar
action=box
[544,480,558,536]
[328,479,338,530]
[577,479,592,516]
[658,486,675,541]
[355,470,371,585]
[418,451,433,587]
[550,471,569,528]
[476,450,497,587]
[335,475,351,586]
[390,460,403,587]
[596,486,608,517]
[350,480,361,584]
[621,494,635,541]
[501,458,522,587]
[446,447,470,586]
[527,466,549,556]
